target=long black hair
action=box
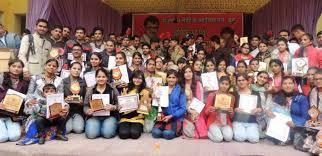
[3,59,25,89]
[128,70,146,93]
[180,65,196,97]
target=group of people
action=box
[0,16,322,154]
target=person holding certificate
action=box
[0,59,29,142]
[152,69,187,140]
[233,73,262,143]
[267,76,310,145]
[119,70,151,139]
[83,68,120,139]
[294,34,322,68]
[205,76,235,142]
[144,58,164,84]
[181,66,208,139]
[63,62,87,134]
[83,52,102,74]
[111,52,132,93]
[129,52,144,72]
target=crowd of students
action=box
[0,17,322,154]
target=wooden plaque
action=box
[49,103,62,119]
[214,94,232,110]
[2,94,23,114]
[90,99,105,112]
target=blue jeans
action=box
[66,113,84,134]
[152,128,176,140]
[208,124,233,142]
[233,122,259,143]
[85,116,117,139]
[0,118,21,142]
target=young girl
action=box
[84,68,119,139]
[181,66,208,139]
[64,62,87,134]
[294,33,322,68]
[268,59,284,93]
[151,69,186,140]
[118,71,151,139]
[217,59,228,79]
[155,56,167,83]
[233,73,262,143]
[256,42,271,64]
[234,43,253,63]
[302,67,318,96]
[193,60,203,80]
[203,59,216,73]
[84,52,102,74]
[129,52,143,72]
[195,49,206,65]
[236,61,248,75]
[205,76,235,142]
[111,52,132,93]
[271,38,291,74]
[0,59,29,142]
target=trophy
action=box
[137,89,152,115]
[49,48,59,58]
[305,106,322,127]
[155,89,164,122]
[66,81,82,104]
[112,67,122,82]
[293,58,307,77]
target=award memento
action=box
[46,93,64,119]
[89,99,105,112]
[292,58,308,77]
[49,103,62,119]
[2,89,26,114]
[49,48,59,58]
[305,106,322,127]
[112,67,122,81]
[66,81,82,104]
[155,91,164,122]
[137,89,152,115]
[214,94,232,110]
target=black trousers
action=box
[35,116,67,134]
[118,122,143,139]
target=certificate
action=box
[240,37,248,46]
[238,94,258,113]
[84,71,96,87]
[145,77,163,89]
[46,93,64,119]
[107,56,116,70]
[189,98,205,113]
[112,65,129,83]
[0,48,12,72]
[214,94,232,110]
[152,86,169,107]
[60,69,70,79]
[292,58,308,77]
[92,94,110,116]
[2,89,26,114]
[118,94,139,113]
[201,72,219,91]
[127,56,133,67]
[258,62,267,72]
[266,112,292,142]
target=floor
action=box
[0,134,309,156]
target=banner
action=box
[132,13,243,40]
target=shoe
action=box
[56,133,68,141]
[39,138,45,145]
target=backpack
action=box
[26,34,35,62]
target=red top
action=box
[294,46,322,68]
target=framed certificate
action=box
[84,71,96,87]
[2,89,26,114]
[118,94,139,113]
[112,65,129,83]
[46,93,64,119]
[238,94,258,113]
[189,98,205,113]
[107,56,116,71]
[0,48,13,73]
[240,37,248,46]
[89,99,105,112]
[92,94,110,116]
[214,94,232,110]
[152,86,169,107]
[292,58,308,77]
[201,72,219,91]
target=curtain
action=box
[252,0,322,37]
[48,0,122,36]
[26,0,52,33]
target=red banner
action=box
[132,13,243,40]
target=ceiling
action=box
[102,0,271,14]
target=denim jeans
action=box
[233,122,259,143]
[66,113,84,134]
[85,116,117,139]
[0,118,21,142]
[208,124,233,142]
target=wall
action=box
[317,14,322,33]
[0,0,28,34]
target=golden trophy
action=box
[66,81,82,104]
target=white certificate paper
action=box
[201,72,219,91]
[238,94,258,113]
[46,93,64,119]
[266,112,292,142]
[145,77,163,89]
[118,94,139,113]
[84,71,96,87]
[189,98,205,113]
[258,62,267,71]
[107,56,116,71]
[292,58,308,77]
[112,65,129,83]
[152,86,169,107]
[92,94,110,116]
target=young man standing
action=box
[90,27,105,53]
[64,26,91,61]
